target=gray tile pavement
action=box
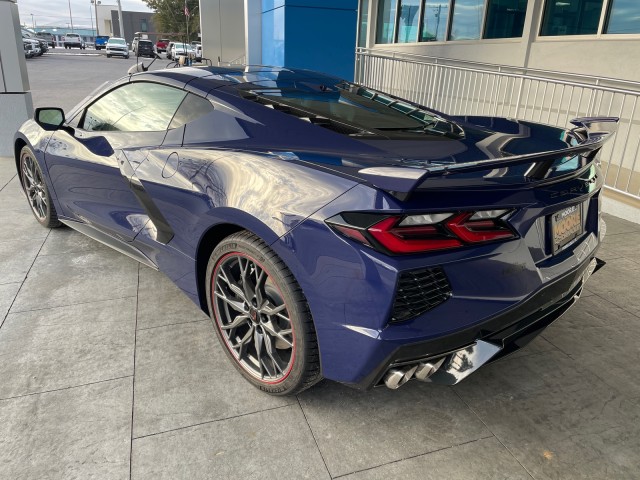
[0,297,136,399]
[133,321,292,438]
[0,377,133,480]
[1,154,640,479]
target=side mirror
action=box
[34,107,65,131]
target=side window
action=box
[169,93,215,129]
[82,82,187,132]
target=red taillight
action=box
[445,213,516,243]
[326,210,517,255]
[368,217,462,254]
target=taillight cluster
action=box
[326,210,516,255]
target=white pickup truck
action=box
[63,33,85,49]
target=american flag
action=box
[184,1,190,17]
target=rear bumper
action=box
[350,255,604,390]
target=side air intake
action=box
[391,267,452,323]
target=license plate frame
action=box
[551,204,584,254]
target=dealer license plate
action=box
[551,204,583,253]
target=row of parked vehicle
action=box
[22,28,50,59]
[130,37,203,61]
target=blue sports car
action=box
[14,66,616,395]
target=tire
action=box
[106,54,111,58]
[206,231,321,395]
[125,55,129,59]
[19,146,62,228]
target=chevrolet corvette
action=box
[14,65,615,395]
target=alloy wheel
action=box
[212,253,295,383]
[21,152,48,221]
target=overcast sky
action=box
[17,0,152,29]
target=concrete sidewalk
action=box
[1,155,639,479]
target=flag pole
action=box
[185,0,189,44]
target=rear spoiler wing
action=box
[357,117,619,201]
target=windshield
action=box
[248,81,461,138]
[109,39,126,45]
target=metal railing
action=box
[355,48,640,202]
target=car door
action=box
[44,81,188,242]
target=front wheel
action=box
[19,146,61,228]
[206,232,321,395]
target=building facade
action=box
[96,5,155,44]
[359,0,640,81]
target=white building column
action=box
[244,0,261,65]
[0,0,33,157]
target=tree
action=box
[142,0,199,43]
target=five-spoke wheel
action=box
[207,232,321,395]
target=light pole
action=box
[89,2,95,38]
[92,0,100,36]
[116,0,124,40]
[67,0,74,32]
[30,13,35,29]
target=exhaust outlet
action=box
[414,357,445,382]
[383,365,418,389]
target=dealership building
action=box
[199,0,640,222]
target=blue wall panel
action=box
[284,6,357,79]
[261,0,357,80]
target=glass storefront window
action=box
[376,0,398,43]
[420,1,449,41]
[449,0,485,40]
[484,0,527,38]
[358,0,370,46]
[605,0,640,34]
[398,0,422,43]
[540,0,604,36]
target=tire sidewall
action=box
[206,235,311,395]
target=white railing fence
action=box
[355,48,640,202]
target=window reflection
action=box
[376,0,398,43]
[358,0,370,46]
[540,0,604,36]
[606,0,640,34]
[83,83,187,132]
[484,0,527,39]
[420,1,449,41]
[449,0,485,40]
[398,0,421,43]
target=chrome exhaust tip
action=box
[414,357,446,382]
[383,365,418,389]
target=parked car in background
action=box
[95,35,109,50]
[23,40,34,58]
[194,44,202,61]
[170,42,194,61]
[21,28,48,55]
[131,37,140,54]
[23,38,42,57]
[64,33,85,49]
[135,39,155,58]
[37,32,56,48]
[165,41,175,59]
[105,37,129,59]
[14,65,614,395]
[156,38,170,53]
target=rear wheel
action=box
[19,146,61,228]
[206,232,321,395]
